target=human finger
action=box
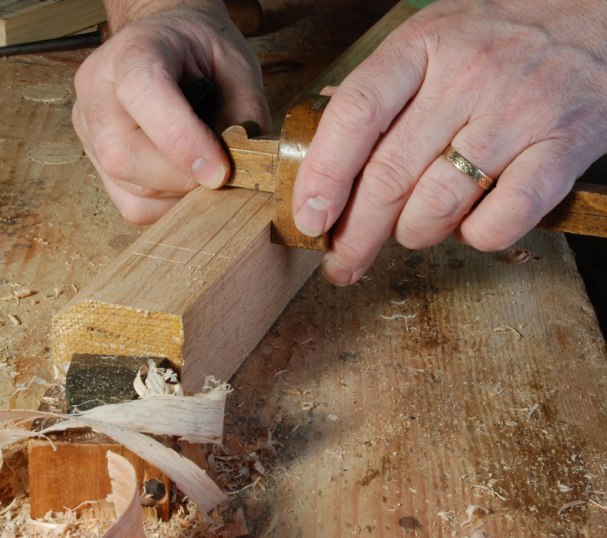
[210,39,271,133]
[319,82,467,286]
[75,83,201,194]
[89,149,183,224]
[292,31,427,238]
[394,117,530,249]
[459,140,580,251]
[112,48,229,189]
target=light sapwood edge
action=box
[0,0,106,46]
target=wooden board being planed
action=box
[53,189,320,391]
[51,1,418,391]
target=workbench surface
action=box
[2,1,607,536]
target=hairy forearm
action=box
[102,0,227,31]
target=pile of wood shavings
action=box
[0,362,278,536]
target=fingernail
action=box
[294,197,328,237]
[191,159,226,189]
[322,257,353,287]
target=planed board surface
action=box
[1,0,607,535]
[0,0,106,46]
[227,232,607,536]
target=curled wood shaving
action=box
[104,451,145,538]
[134,360,184,398]
[472,484,507,501]
[493,325,522,340]
[527,403,540,418]
[0,380,229,514]
[504,247,532,264]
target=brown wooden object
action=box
[223,95,331,249]
[52,189,320,392]
[225,0,264,37]
[272,95,330,250]
[28,437,170,520]
[540,182,607,238]
[222,125,279,193]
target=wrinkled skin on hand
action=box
[72,5,270,224]
[293,0,607,285]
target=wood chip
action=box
[0,382,229,514]
[2,288,34,301]
[527,403,540,418]
[558,500,586,515]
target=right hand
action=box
[72,3,271,224]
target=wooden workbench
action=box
[2,1,607,535]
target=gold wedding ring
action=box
[442,145,494,190]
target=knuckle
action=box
[73,66,86,93]
[115,61,169,110]
[333,233,373,271]
[330,85,383,134]
[71,103,83,135]
[96,136,135,179]
[360,159,411,209]
[465,185,543,251]
[415,175,462,221]
[115,201,149,225]
[115,66,152,106]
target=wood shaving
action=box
[0,378,230,515]
[133,360,184,398]
[104,451,145,538]
[462,505,490,527]
[589,498,607,511]
[380,313,417,331]
[527,403,540,418]
[472,483,507,501]
[558,500,586,515]
[493,325,522,340]
[437,511,454,523]
[504,247,532,264]
[2,288,34,301]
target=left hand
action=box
[292,0,607,285]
